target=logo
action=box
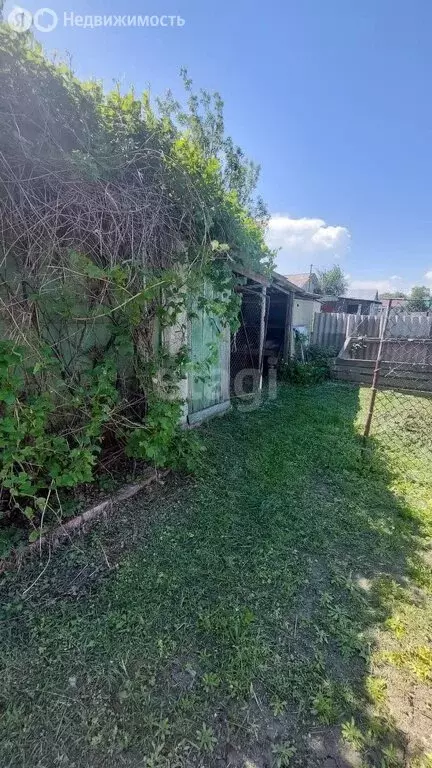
[7,6,58,33]
[34,7,58,31]
[7,6,32,32]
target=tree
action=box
[406,286,431,312]
[156,69,266,219]
[316,265,348,297]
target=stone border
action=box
[0,468,168,575]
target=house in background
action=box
[285,273,383,316]
[285,272,321,294]
[380,297,408,311]
[321,296,382,315]
[290,289,322,350]
[281,272,323,345]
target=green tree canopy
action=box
[316,265,348,297]
[406,286,431,312]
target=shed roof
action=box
[284,273,317,289]
[322,295,382,305]
[273,272,321,300]
[234,265,321,300]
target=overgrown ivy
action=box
[0,24,273,546]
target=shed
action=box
[167,267,321,425]
[321,296,382,315]
[230,268,319,397]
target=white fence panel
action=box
[387,313,432,338]
[312,311,432,353]
[312,313,378,352]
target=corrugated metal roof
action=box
[284,273,313,289]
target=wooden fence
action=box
[334,338,432,392]
[334,359,432,392]
[386,313,432,338]
[312,312,432,353]
[311,313,380,352]
[348,338,432,365]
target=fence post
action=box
[258,285,267,391]
[283,290,293,360]
[363,299,392,441]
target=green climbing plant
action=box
[0,23,273,546]
[0,341,118,536]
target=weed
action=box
[271,695,287,716]
[271,741,297,767]
[341,718,365,749]
[385,615,407,639]
[312,685,339,724]
[381,743,403,768]
[382,646,432,683]
[195,724,217,754]
[202,672,221,692]
[365,676,388,707]
[407,555,432,593]
[411,755,432,768]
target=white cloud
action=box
[267,215,351,271]
[425,270,432,281]
[347,277,411,299]
[349,279,397,293]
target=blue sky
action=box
[7,0,432,296]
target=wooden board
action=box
[334,364,432,391]
[188,283,229,415]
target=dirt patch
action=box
[384,674,432,755]
[305,727,363,767]
[221,723,363,767]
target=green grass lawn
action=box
[1,383,431,768]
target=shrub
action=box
[125,399,205,472]
[0,341,118,536]
[278,346,336,386]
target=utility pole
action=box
[308,263,313,293]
